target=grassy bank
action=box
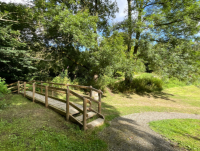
[149,119,200,151]
[0,94,106,151]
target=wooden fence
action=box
[7,80,103,130]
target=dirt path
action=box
[99,112,200,151]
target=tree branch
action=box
[0,18,19,23]
[155,19,182,26]
[143,2,164,9]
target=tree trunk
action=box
[133,1,142,54]
[127,0,132,52]
[94,0,98,42]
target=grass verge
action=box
[0,94,107,151]
[149,119,200,151]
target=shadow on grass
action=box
[99,117,176,151]
[118,90,175,102]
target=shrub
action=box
[162,77,188,89]
[109,73,163,93]
[77,75,122,92]
[51,70,71,88]
[0,77,10,95]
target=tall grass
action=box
[109,73,163,93]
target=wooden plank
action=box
[12,89,18,93]
[47,95,66,103]
[69,102,84,114]
[90,86,92,97]
[98,93,101,114]
[83,98,87,131]
[48,82,66,86]
[69,90,84,100]
[48,86,67,92]
[87,118,104,129]
[49,89,66,94]
[84,96,99,104]
[17,81,20,94]
[68,85,90,89]
[35,91,45,96]
[91,87,103,94]
[66,87,69,121]
[26,81,34,84]
[51,84,54,96]
[76,112,97,122]
[41,82,43,93]
[23,92,84,128]
[8,86,18,90]
[69,115,83,126]
[90,108,105,119]
[32,91,81,115]
[33,82,35,102]
[34,80,67,86]
[26,86,32,90]
[35,84,46,87]
[24,82,26,97]
[45,86,48,107]
[7,82,17,87]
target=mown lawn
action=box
[0,85,200,150]
[149,119,200,151]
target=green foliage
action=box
[162,77,188,89]
[149,119,200,151]
[140,40,200,83]
[51,70,71,87]
[109,73,163,93]
[0,77,10,95]
[0,2,38,81]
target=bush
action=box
[162,77,188,89]
[0,77,10,95]
[76,75,122,92]
[51,70,71,88]
[109,73,163,93]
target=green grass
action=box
[1,83,200,151]
[149,119,200,151]
[0,94,107,151]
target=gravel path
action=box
[99,112,200,151]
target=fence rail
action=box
[8,80,103,130]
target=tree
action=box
[0,2,37,82]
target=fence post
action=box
[66,86,70,121]
[33,82,35,102]
[51,84,53,96]
[90,86,92,97]
[24,82,26,97]
[98,92,102,114]
[45,86,48,107]
[17,81,20,94]
[83,98,87,131]
[41,81,43,93]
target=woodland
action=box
[1,0,200,91]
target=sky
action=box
[0,0,127,22]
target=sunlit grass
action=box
[149,119,200,151]
[0,94,107,151]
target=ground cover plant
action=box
[149,119,200,151]
[0,94,107,151]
